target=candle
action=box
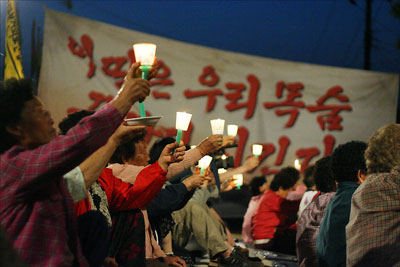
[175,112,192,145]
[252,144,263,157]
[210,119,225,135]
[133,43,157,66]
[133,43,157,117]
[233,174,243,189]
[227,124,238,137]
[218,168,227,174]
[294,159,301,171]
[198,155,213,174]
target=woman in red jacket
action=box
[251,167,301,255]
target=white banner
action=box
[39,9,399,177]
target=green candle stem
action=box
[138,102,146,118]
[173,129,183,155]
[176,129,182,145]
[138,65,151,118]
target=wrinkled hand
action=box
[120,63,151,103]
[133,57,159,81]
[183,174,210,191]
[222,136,235,146]
[197,135,223,156]
[158,142,186,171]
[165,255,186,267]
[110,124,146,146]
[147,58,159,80]
[221,180,236,192]
[207,168,216,185]
[243,156,260,172]
[193,167,215,186]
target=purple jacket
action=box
[296,192,335,267]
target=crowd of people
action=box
[243,134,400,266]
[0,62,399,267]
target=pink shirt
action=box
[109,147,202,183]
[142,209,166,259]
[242,195,262,243]
[109,147,203,260]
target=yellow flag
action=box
[4,0,24,79]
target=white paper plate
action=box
[125,116,162,127]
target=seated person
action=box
[252,167,300,255]
[146,138,208,249]
[346,124,400,267]
[59,111,185,266]
[298,165,318,215]
[172,166,262,267]
[296,156,336,267]
[316,141,367,267]
[0,66,150,266]
[108,134,224,266]
[242,176,268,244]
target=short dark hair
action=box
[148,137,175,164]
[331,141,367,183]
[303,165,316,189]
[314,156,335,192]
[0,78,35,153]
[270,167,300,191]
[109,130,147,164]
[249,176,266,196]
[58,110,95,135]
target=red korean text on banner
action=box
[294,134,336,172]
[263,81,305,128]
[150,60,174,99]
[101,55,128,90]
[259,136,290,176]
[306,86,352,131]
[224,74,260,119]
[184,65,223,112]
[68,34,96,78]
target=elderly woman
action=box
[252,167,301,255]
[296,156,336,267]
[346,124,400,267]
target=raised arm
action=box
[101,162,168,212]
[219,156,259,183]
[111,142,186,184]
[166,135,234,179]
[147,173,209,219]
[79,124,146,188]
[11,63,151,192]
[14,104,123,192]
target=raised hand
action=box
[183,174,211,191]
[197,134,223,156]
[243,156,260,172]
[111,63,151,115]
[158,142,186,171]
[109,124,146,146]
